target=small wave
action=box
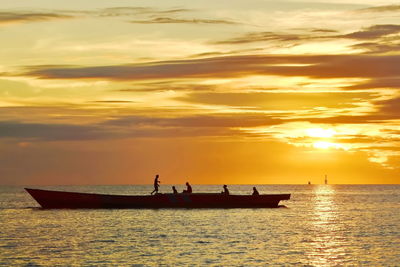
[139,253,157,257]
[221,251,245,255]
[24,262,43,267]
[89,239,116,243]
[195,240,211,244]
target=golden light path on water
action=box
[308,185,347,265]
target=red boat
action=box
[25,188,291,209]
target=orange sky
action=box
[0,0,399,185]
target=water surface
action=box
[1,185,399,266]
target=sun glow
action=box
[306,128,348,150]
[306,128,336,138]
[313,141,348,150]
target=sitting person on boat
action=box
[182,182,192,193]
[172,186,178,194]
[151,174,160,195]
[252,187,259,196]
[222,184,229,195]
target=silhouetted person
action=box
[222,185,229,195]
[151,174,160,195]
[252,187,259,196]
[172,186,178,194]
[182,182,192,193]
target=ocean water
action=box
[0,185,399,266]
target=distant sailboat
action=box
[324,175,328,185]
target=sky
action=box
[0,0,399,185]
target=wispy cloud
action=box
[356,4,400,13]
[309,28,338,33]
[343,24,400,40]
[0,11,73,25]
[97,7,191,16]
[351,42,400,54]
[0,6,196,26]
[118,82,215,92]
[44,6,191,18]
[214,24,400,46]
[213,31,322,45]
[176,92,374,110]
[129,17,238,25]
[345,25,400,53]
[96,6,239,25]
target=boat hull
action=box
[25,188,291,209]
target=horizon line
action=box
[3,183,399,187]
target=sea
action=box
[0,185,399,266]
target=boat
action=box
[25,188,291,209]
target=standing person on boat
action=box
[252,187,259,196]
[172,186,178,194]
[182,182,192,193]
[222,185,229,195]
[151,175,160,195]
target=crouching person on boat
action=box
[151,174,161,195]
[252,187,259,196]
[182,182,192,193]
[222,185,229,195]
[172,186,178,194]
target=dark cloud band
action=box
[23,54,400,81]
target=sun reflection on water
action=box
[307,185,348,266]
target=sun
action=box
[305,128,347,150]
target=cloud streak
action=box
[177,92,375,110]
[102,114,282,128]
[129,17,238,25]
[215,24,400,46]
[0,121,108,141]
[343,24,400,40]
[0,11,73,25]
[214,31,317,45]
[23,54,400,81]
[351,42,400,54]
[97,7,191,16]
[0,114,281,142]
[356,4,400,13]
[0,6,209,27]
[95,6,239,25]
